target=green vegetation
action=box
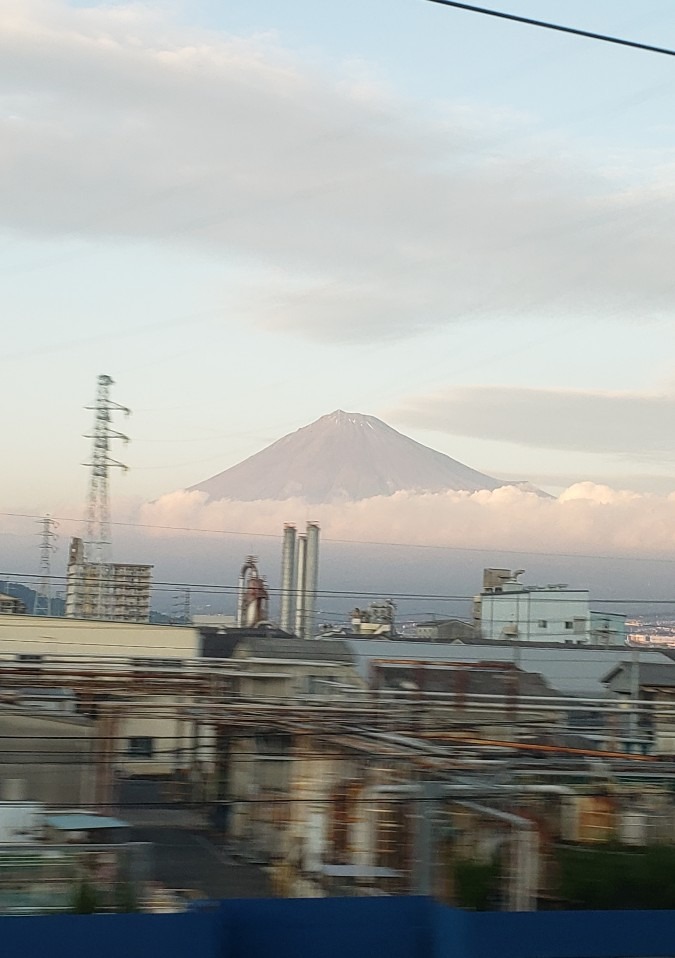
[453,857,501,911]
[556,844,675,910]
[70,881,100,914]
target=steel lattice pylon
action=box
[83,374,130,619]
[34,515,58,616]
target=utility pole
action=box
[83,374,130,619]
[34,515,58,616]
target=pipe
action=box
[294,534,307,638]
[279,524,296,633]
[456,801,537,911]
[303,522,320,641]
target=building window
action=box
[256,733,291,756]
[128,736,154,758]
[565,621,574,630]
[537,619,547,628]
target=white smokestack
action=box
[303,522,320,641]
[280,523,296,633]
[294,534,307,638]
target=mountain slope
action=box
[188,410,530,503]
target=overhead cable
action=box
[424,0,675,58]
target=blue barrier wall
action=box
[3,897,675,958]
[222,895,433,958]
[438,908,675,958]
[0,911,222,958]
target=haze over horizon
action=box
[3,1,675,602]
[1,407,674,617]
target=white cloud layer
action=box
[140,482,675,558]
[392,387,675,456]
[3,1,675,341]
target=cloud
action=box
[139,482,675,559]
[3,2,675,341]
[391,386,675,456]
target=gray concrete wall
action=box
[0,708,95,806]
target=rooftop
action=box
[45,813,128,831]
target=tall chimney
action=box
[303,522,320,641]
[279,524,297,633]
[294,534,307,638]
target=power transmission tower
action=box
[173,589,192,625]
[34,515,58,616]
[83,374,130,619]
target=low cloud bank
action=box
[139,482,675,558]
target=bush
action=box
[453,857,501,911]
[71,881,100,914]
[556,844,675,910]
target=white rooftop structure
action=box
[475,568,626,647]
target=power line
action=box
[3,510,675,566]
[10,568,675,607]
[424,1,675,58]
[8,573,675,606]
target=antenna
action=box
[83,374,130,619]
[34,515,58,616]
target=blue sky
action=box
[4,0,675,579]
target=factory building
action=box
[475,568,626,646]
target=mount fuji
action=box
[187,411,538,504]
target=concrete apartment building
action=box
[475,568,626,646]
[65,537,153,623]
[0,594,26,615]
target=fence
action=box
[2,896,675,958]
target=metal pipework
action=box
[294,534,307,638]
[237,556,259,627]
[279,524,297,633]
[303,522,320,641]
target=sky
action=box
[4,0,675,605]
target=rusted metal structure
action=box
[0,652,673,908]
[236,557,269,628]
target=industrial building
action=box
[1,611,675,906]
[0,517,671,910]
[475,568,626,646]
[410,618,476,642]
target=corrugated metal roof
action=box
[603,662,675,691]
[238,637,353,663]
[372,662,559,697]
[347,639,675,697]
